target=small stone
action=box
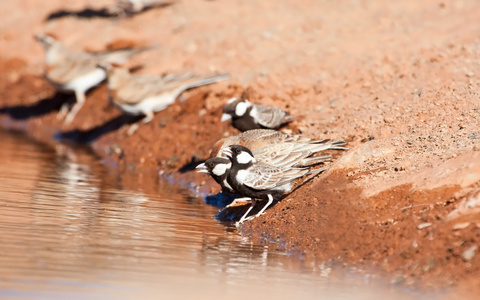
[452,222,471,231]
[462,246,477,261]
[391,274,405,285]
[384,116,394,124]
[465,70,475,77]
[417,222,432,229]
[422,259,435,272]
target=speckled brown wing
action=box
[115,72,228,106]
[47,52,99,85]
[253,104,294,129]
[114,74,167,105]
[253,142,332,167]
[241,162,309,190]
[210,129,342,158]
[237,129,317,145]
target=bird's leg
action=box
[64,91,85,124]
[57,103,69,119]
[142,111,154,123]
[57,95,75,120]
[251,194,274,219]
[226,197,252,208]
[127,111,154,135]
[127,123,139,136]
[237,199,256,224]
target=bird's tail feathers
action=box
[306,167,327,175]
[295,155,331,167]
[182,73,230,90]
[98,44,158,65]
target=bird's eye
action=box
[235,148,241,154]
[208,162,214,168]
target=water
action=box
[0,130,429,299]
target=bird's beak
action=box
[221,147,233,158]
[196,163,208,173]
[221,113,231,122]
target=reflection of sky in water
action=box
[0,131,432,299]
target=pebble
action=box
[384,116,394,124]
[462,246,477,261]
[452,222,471,231]
[417,222,432,229]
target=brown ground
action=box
[1,0,480,297]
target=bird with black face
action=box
[221,98,295,132]
[196,157,252,208]
[196,157,232,194]
[222,144,324,223]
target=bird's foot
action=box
[127,123,139,135]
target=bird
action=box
[35,34,153,124]
[210,129,329,157]
[196,157,233,194]
[210,129,347,161]
[196,157,252,208]
[198,138,345,213]
[221,97,295,131]
[100,64,229,134]
[222,144,325,223]
[199,131,347,220]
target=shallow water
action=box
[0,130,431,299]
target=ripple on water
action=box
[0,131,431,299]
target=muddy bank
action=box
[1,0,480,297]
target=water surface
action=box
[0,130,429,299]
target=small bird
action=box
[196,157,233,194]
[222,145,325,223]
[35,34,153,123]
[200,131,347,221]
[100,64,229,134]
[221,97,295,131]
[210,129,314,157]
[196,157,252,208]
[210,129,347,160]
[198,138,345,213]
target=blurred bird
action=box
[35,34,153,123]
[222,145,325,223]
[100,64,229,134]
[116,0,174,15]
[221,97,295,131]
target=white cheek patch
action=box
[237,151,254,164]
[234,101,249,116]
[236,169,248,183]
[249,105,259,120]
[212,163,230,176]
